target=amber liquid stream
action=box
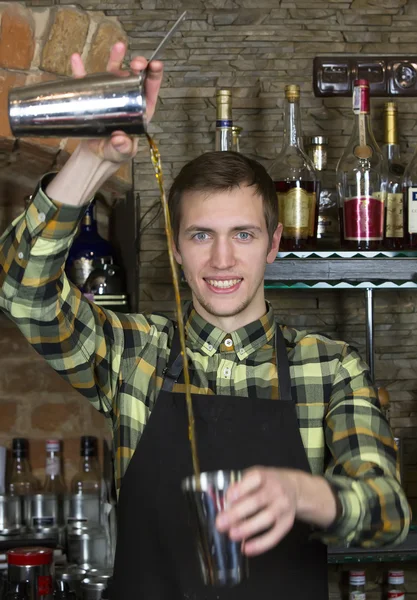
[146,134,200,481]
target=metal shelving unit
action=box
[264,250,417,380]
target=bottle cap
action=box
[384,101,397,113]
[349,570,366,585]
[310,136,328,146]
[12,438,28,457]
[354,79,370,87]
[81,436,98,457]
[285,84,300,101]
[46,439,60,453]
[216,89,232,121]
[388,570,404,584]
[7,547,53,566]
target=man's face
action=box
[173,185,282,329]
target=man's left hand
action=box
[216,467,338,556]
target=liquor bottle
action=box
[382,102,404,249]
[71,436,101,495]
[387,570,405,600]
[402,132,417,249]
[232,126,242,153]
[336,79,387,251]
[269,84,319,251]
[66,196,114,292]
[5,582,29,600]
[215,89,233,151]
[308,136,340,248]
[43,440,67,495]
[349,570,366,600]
[8,438,40,496]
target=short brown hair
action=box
[168,151,279,248]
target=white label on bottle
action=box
[46,457,60,477]
[386,193,403,238]
[408,187,417,233]
[350,592,366,600]
[353,85,361,114]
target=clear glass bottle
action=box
[387,570,405,600]
[336,79,387,251]
[8,438,40,496]
[382,102,404,250]
[402,127,417,249]
[215,89,233,151]
[66,196,114,292]
[269,84,319,251]
[71,436,101,495]
[349,570,366,600]
[309,136,340,248]
[43,440,67,495]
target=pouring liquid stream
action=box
[146,133,201,482]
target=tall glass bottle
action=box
[215,89,233,151]
[382,102,404,249]
[71,436,101,495]
[43,440,67,495]
[402,129,417,249]
[336,79,387,251]
[269,84,318,251]
[8,438,39,496]
[66,197,114,292]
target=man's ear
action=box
[173,240,182,265]
[266,223,283,264]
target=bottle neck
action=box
[282,98,303,149]
[81,204,98,234]
[383,143,401,162]
[80,454,99,473]
[12,455,32,475]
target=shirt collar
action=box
[185,301,276,360]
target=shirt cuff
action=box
[311,478,361,547]
[26,172,90,240]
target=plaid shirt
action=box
[0,177,410,549]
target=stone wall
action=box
[0,0,417,591]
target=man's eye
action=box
[194,232,209,241]
[236,232,251,240]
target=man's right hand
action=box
[70,41,164,164]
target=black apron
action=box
[111,322,328,599]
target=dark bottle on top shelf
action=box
[382,102,404,250]
[336,79,388,251]
[269,84,319,251]
[66,196,114,292]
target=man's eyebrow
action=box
[184,225,263,234]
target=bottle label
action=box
[386,193,403,238]
[46,457,60,476]
[38,575,53,596]
[388,593,405,600]
[350,592,366,600]
[277,188,316,239]
[70,257,94,288]
[408,187,417,234]
[344,196,384,241]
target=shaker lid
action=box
[7,547,53,566]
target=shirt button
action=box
[18,252,24,259]
[239,348,245,355]
[223,367,231,378]
[224,338,233,348]
[38,211,46,223]
[207,344,213,351]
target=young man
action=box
[0,44,410,599]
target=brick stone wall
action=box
[1,0,417,591]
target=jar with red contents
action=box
[7,547,54,600]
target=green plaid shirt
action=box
[0,177,410,549]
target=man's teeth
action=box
[206,279,241,289]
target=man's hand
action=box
[71,41,163,164]
[216,467,338,557]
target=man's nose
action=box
[210,238,236,270]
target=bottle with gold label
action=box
[336,79,388,251]
[215,89,233,151]
[269,84,318,251]
[382,102,404,250]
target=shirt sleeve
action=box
[0,174,153,420]
[318,343,411,548]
